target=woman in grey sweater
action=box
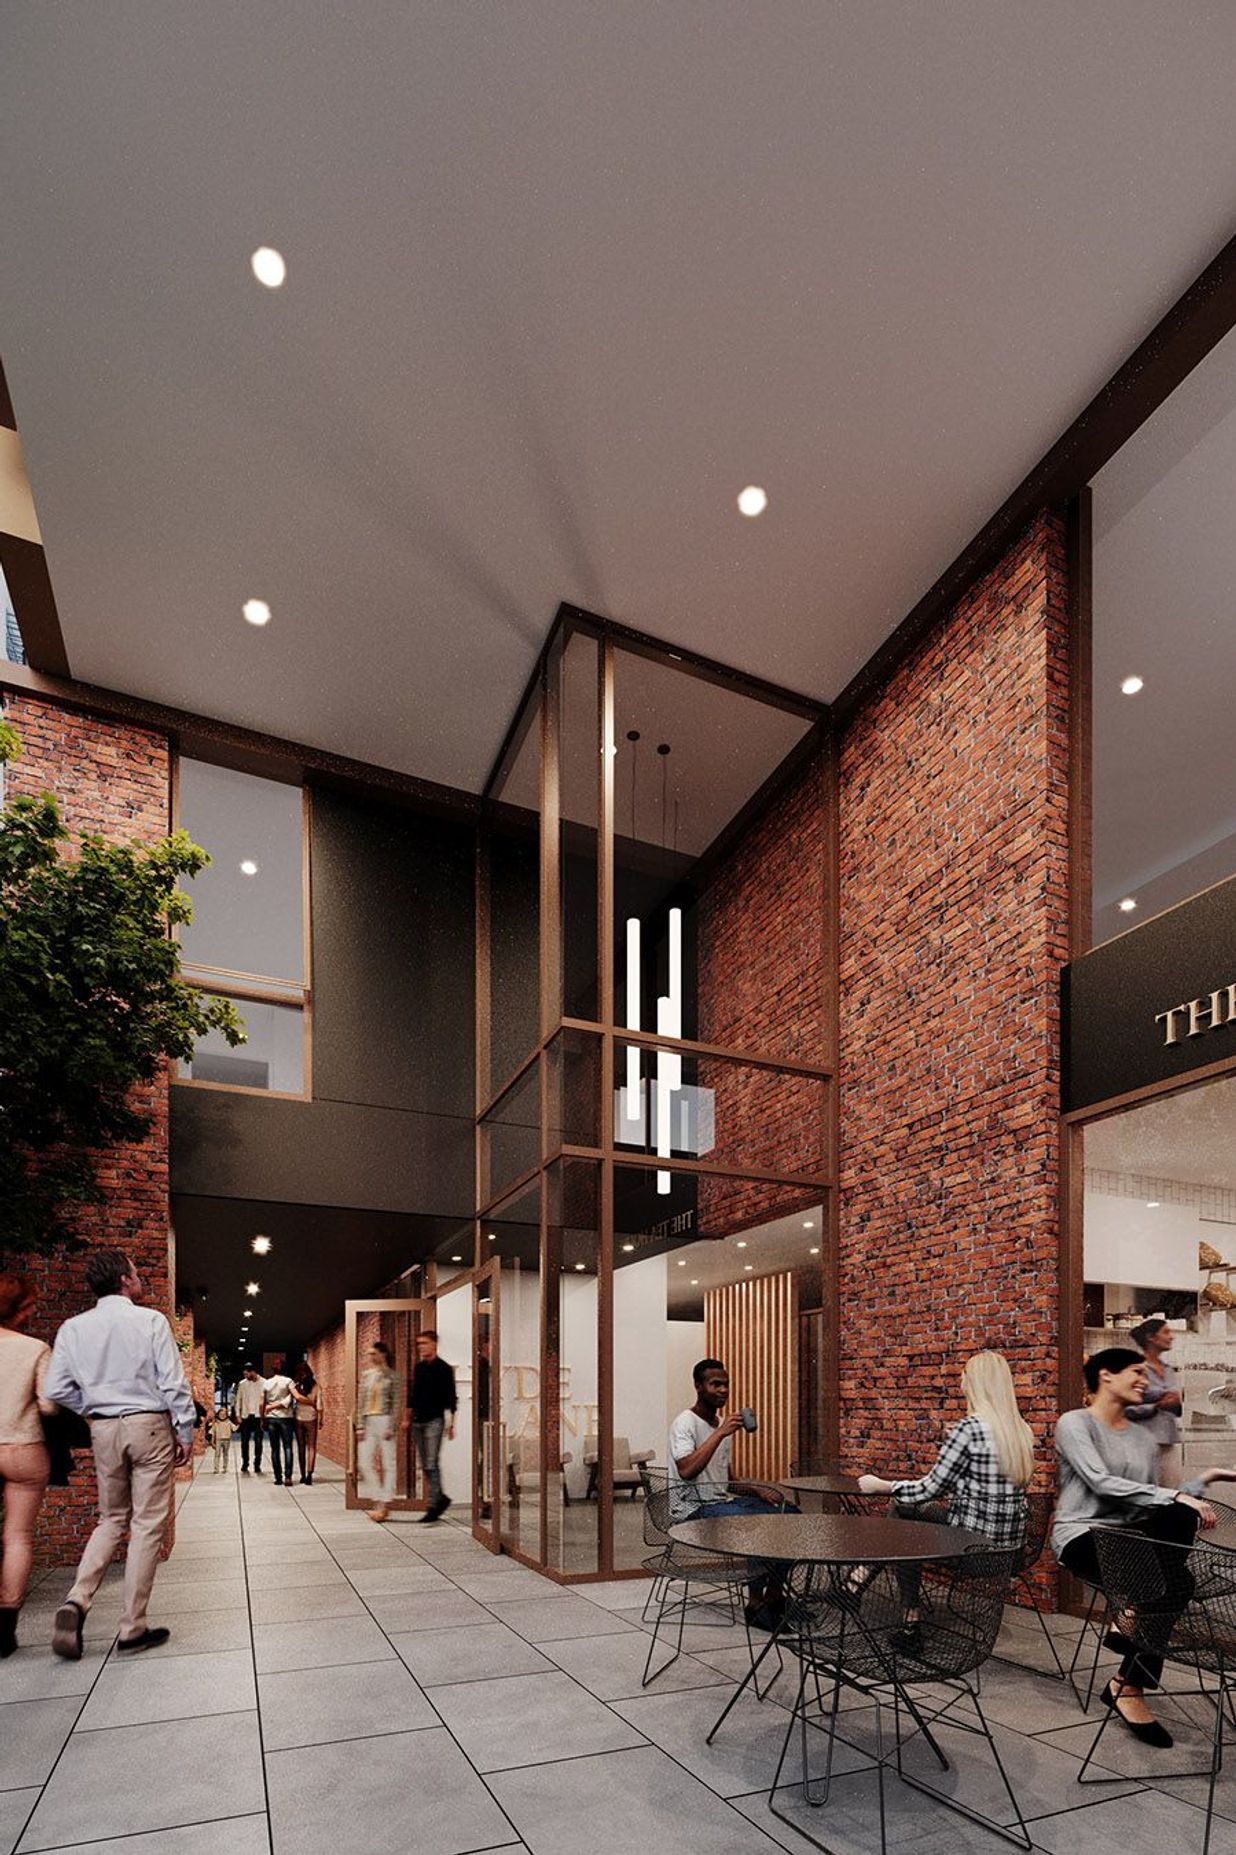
[1054,1347,1228,1747]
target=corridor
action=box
[2,1463,1234,1855]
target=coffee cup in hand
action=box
[738,1407,758,1433]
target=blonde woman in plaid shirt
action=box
[856,1350,1033,1653]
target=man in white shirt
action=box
[234,1364,266,1474]
[45,1248,194,1659]
[261,1359,297,1487]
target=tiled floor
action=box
[3,1463,1235,1853]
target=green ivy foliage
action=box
[0,722,244,1255]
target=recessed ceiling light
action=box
[250,246,286,288]
[487,1233,498,1242]
[809,1246,820,1255]
[622,1242,634,1253]
[574,1262,586,1272]
[744,1264,754,1272]
[245,1281,260,1296]
[239,859,259,877]
[690,1278,699,1285]
[736,1241,747,1250]
[677,1260,686,1267]
[1118,897,1137,913]
[1121,675,1144,696]
[802,1221,814,1230]
[251,1236,272,1255]
[1147,1201,1161,1209]
[242,598,271,628]
[737,485,767,518]
[242,1308,253,1317]
[450,1255,463,1263]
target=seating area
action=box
[5,1459,1236,1855]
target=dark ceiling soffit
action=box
[832,220,1236,728]
[0,533,70,678]
[0,658,480,822]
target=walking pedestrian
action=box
[45,1249,194,1659]
[234,1364,265,1474]
[357,1340,401,1523]
[292,1363,322,1485]
[261,1359,297,1487]
[0,1273,55,1657]
[212,1403,235,1474]
[410,1329,456,1523]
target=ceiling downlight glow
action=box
[251,1236,272,1255]
[737,485,768,518]
[239,859,259,877]
[242,599,271,628]
[1118,897,1137,913]
[245,1281,260,1297]
[1121,675,1145,696]
[250,246,286,288]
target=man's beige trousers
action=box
[67,1412,176,1639]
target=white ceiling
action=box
[4,5,1236,793]
[1086,1074,1236,1194]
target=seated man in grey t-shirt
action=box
[668,1358,789,1628]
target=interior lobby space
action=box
[5,6,1236,1855]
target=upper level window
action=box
[2,564,23,664]
[176,757,308,1094]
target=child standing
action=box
[212,1404,236,1474]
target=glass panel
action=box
[558,629,600,1023]
[1090,322,1236,944]
[545,1025,602,1152]
[2,563,24,664]
[474,1269,498,1540]
[611,1167,825,1568]
[1082,1071,1236,1482]
[186,996,304,1092]
[612,644,820,1064]
[487,1179,542,1561]
[479,1062,540,1207]
[546,1157,599,1574]
[614,1042,828,1185]
[486,678,541,1094]
[178,759,304,981]
[429,1279,472,1529]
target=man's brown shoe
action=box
[52,1601,84,1661]
[116,1628,171,1654]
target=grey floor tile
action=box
[951,1660,1095,1735]
[16,1712,265,1852]
[249,1581,368,1625]
[78,1649,254,1731]
[366,1590,492,1634]
[266,1726,513,1855]
[24,1817,271,1855]
[389,1622,553,1687]
[0,1697,82,1790]
[481,1594,638,1643]
[611,1684,818,1799]
[0,1640,110,1700]
[488,1746,788,1855]
[1030,1789,1236,1854]
[448,1567,567,1601]
[733,1768,1022,1855]
[431,1669,646,1772]
[0,1790,38,1855]
[145,1577,246,1615]
[245,1560,352,1592]
[346,1563,454,1596]
[1039,1703,1221,1782]
[243,1539,338,1565]
[538,1629,734,1701]
[126,1606,251,1656]
[260,1656,437,1749]
[574,1578,658,1610]
[253,1612,395,1674]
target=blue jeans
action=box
[266,1418,294,1484]
[414,1418,446,1506]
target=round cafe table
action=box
[778,1471,865,1510]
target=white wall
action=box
[613,1254,669,1473]
[1084,1190,1208,1291]
[433,1286,472,1504]
[666,1318,707,1440]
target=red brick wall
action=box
[836,511,1070,1521]
[2,692,175,1564]
[696,746,830,1234]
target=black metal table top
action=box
[668,1511,985,1564]
[779,1471,864,1497]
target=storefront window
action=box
[1090,322,1236,946]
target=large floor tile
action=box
[611,1684,834,1799]
[538,1628,733,1701]
[574,1578,657,1611]
[260,1656,437,1749]
[249,1581,369,1625]
[144,1577,245,1615]
[253,1612,395,1674]
[365,1590,492,1633]
[245,1560,352,1592]
[733,1767,1023,1855]
[77,1649,254,1731]
[0,1698,82,1790]
[390,1622,553,1687]
[346,1563,454,1596]
[266,1727,513,1855]
[124,1605,251,1656]
[0,1640,110,1701]
[16,1712,266,1852]
[1030,1789,1236,1855]
[25,1818,270,1855]
[487,1746,788,1855]
[430,1669,646,1772]
[0,1790,38,1855]
[481,1594,638,1643]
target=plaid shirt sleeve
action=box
[890,1419,973,1507]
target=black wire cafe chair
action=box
[766,1544,1031,1854]
[639,1468,790,1689]
[1080,1530,1236,1855]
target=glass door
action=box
[472,1261,500,1550]
[344,1298,431,1513]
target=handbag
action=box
[40,1409,93,1488]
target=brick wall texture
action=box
[2,691,176,1565]
[836,511,1071,1523]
